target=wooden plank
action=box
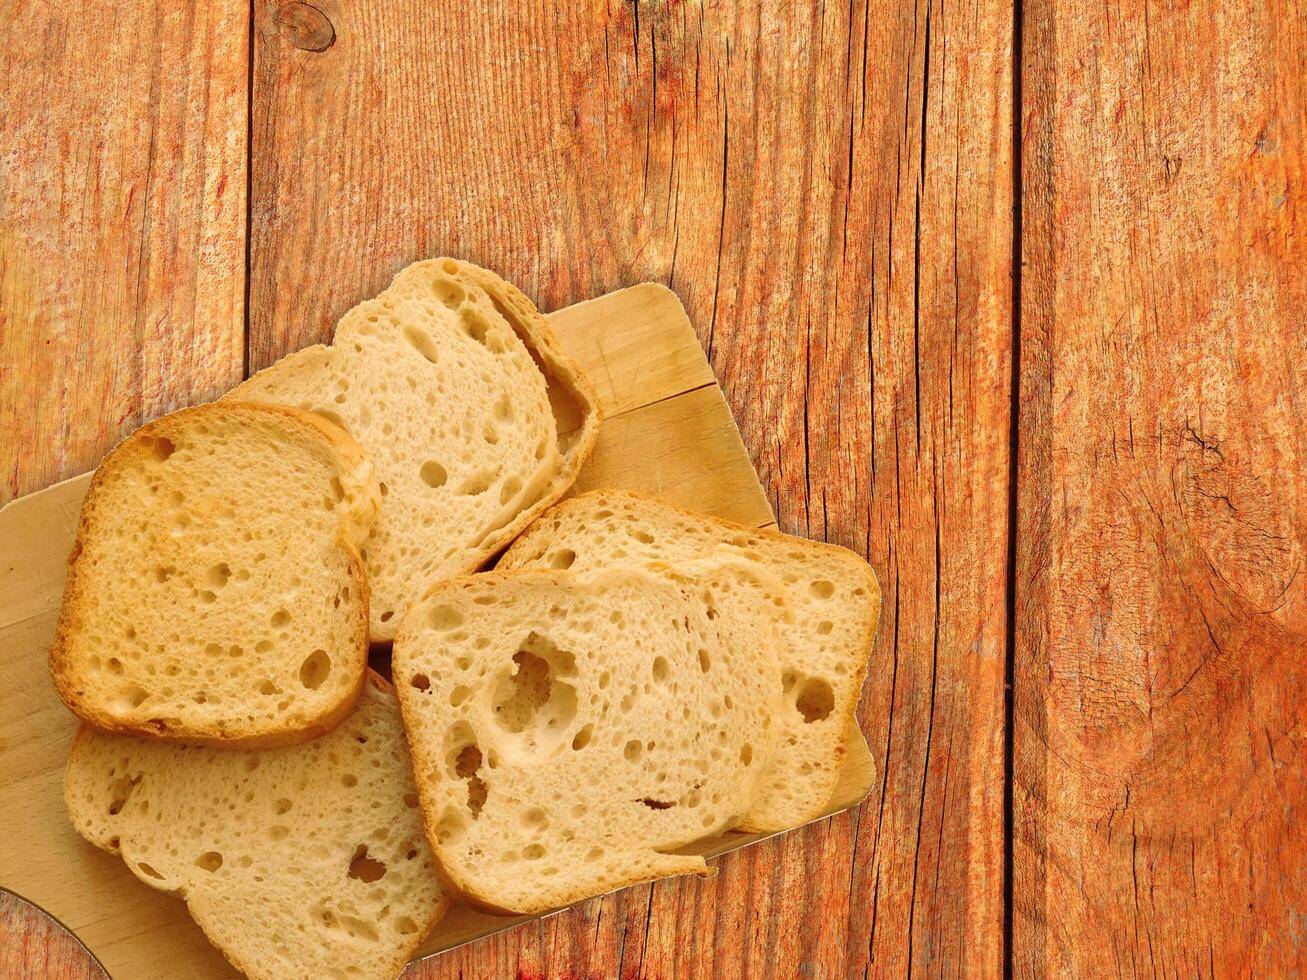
[1015,0,1307,974]
[250,1,1014,976]
[545,283,717,417]
[570,385,773,528]
[0,1,247,505]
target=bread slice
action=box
[50,402,380,747]
[64,672,448,980]
[392,566,781,915]
[229,257,601,641]
[498,489,881,832]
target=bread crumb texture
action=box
[394,567,781,914]
[500,489,881,831]
[64,676,447,980]
[51,402,378,746]
[231,258,599,640]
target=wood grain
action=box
[251,1,1013,976]
[0,0,247,505]
[0,890,108,980]
[1015,0,1307,974]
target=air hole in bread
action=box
[270,609,291,628]
[274,798,292,814]
[817,621,834,635]
[419,460,448,489]
[144,436,176,462]
[347,844,387,882]
[205,563,232,588]
[428,605,463,630]
[403,325,440,364]
[410,673,430,692]
[458,471,494,495]
[449,685,472,707]
[810,579,836,599]
[455,746,488,817]
[639,798,675,811]
[379,610,394,622]
[499,475,524,505]
[298,650,331,690]
[491,636,578,746]
[403,793,419,809]
[460,306,492,343]
[651,656,670,683]
[522,844,546,860]
[493,394,515,424]
[740,743,754,765]
[115,685,149,711]
[549,549,576,570]
[571,724,593,750]
[624,740,642,762]
[341,774,358,787]
[136,862,165,880]
[107,773,142,815]
[795,677,835,722]
[195,851,223,872]
[698,649,712,673]
[270,825,289,840]
[634,530,655,544]
[433,277,465,309]
[107,657,124,675]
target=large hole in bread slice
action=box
[490,633,578,754]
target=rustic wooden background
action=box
[0,0,1301,977]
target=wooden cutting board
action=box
[0,284,876,978]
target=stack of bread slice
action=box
[50,258,881,979]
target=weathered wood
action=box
[1015,0,1307,974]
[0,890,108,980]
[0,1,247,504]
[251,1,1013,976]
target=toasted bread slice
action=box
[499,489,881,832]
[229,258,600,640]
[393,566,780,915]
[64,673,448,980]
[50,402,380,747]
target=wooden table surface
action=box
[0,2,1301,977]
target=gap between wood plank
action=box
[242,0,255,380]
[1003,0,1024,976]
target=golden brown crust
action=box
[444,259,603,570]
[501,487,882,829]
[49,402,377,748]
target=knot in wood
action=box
[275,1,336,52]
